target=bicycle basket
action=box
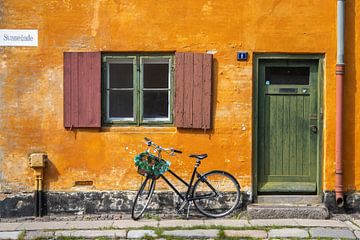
[134,152,170,179]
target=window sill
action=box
[101,126,177,133]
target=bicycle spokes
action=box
[193,171,240,217]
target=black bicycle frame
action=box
[159,166,218,202]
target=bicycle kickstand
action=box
[186,201,192,219]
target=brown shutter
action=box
[175,52,212,129]
[64,52,101,128]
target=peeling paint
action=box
[91,0,100,38]
[0,150,3,180]
[0,0,4,24]
[201,1,213,15]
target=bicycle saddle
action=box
[189,154,208,160]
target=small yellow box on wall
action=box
[29,153,47,168]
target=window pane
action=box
[265,67,309,85]
[109,63,133,88]
[109,90,133,118]
[143,62,169,88]
[143,91,169,119]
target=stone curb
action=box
[158,219,204,228]
[224,229,267,238]
[0,218,353,231]
[309,227,356,239]
[355,230,360,239]
[268,228,309,238]
[249,218,299,226]
[354,220,360,228]
[345,221,360,231]
[0,231,21,240]
[163,229,219,238]
[127,230,156,239]
[54,230,127,238]
[1,227,360,239]
[0,223,22,231]
[204,219,250,227]
[24,231,55,240]
[294,219,347,227]
[113,220,158,228]
[0,219,360,239]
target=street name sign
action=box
[0,29,38,47]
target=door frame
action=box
[252,53,324,201]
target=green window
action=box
[102,54,173,125]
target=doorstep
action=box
[247,203,329,219]
[248,195,328,219]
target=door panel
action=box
[258,60,319,194]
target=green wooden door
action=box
[258,59,319,193]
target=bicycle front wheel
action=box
[192,170,240,218]
[131,177,156,220]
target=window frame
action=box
[102,53,174,126]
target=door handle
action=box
[310,125,318,134]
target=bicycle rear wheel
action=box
[131,177,156,220]
[192,170,240,218]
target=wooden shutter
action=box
[175,52,212,129]
[64,52,101,128]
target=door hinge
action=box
[320,108,323,120]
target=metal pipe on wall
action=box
[335,0,345,208]
[29,153,47,216]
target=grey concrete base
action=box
[257,195,322,204]
[0,193,34,218]
[324,191,360,213]
[1,190,360,218]
[1,190,250,218]
[247,204,329,219]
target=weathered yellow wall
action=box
[0,0,359,194]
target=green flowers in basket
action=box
[134,152,170,179]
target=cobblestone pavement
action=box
[0,215,360,239]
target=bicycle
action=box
[131,137,241,220]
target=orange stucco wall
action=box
[0,0,359,195]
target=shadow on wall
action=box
[43,157,60,191]
[343,0,356,192]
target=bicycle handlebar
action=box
[144,137,182,154]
